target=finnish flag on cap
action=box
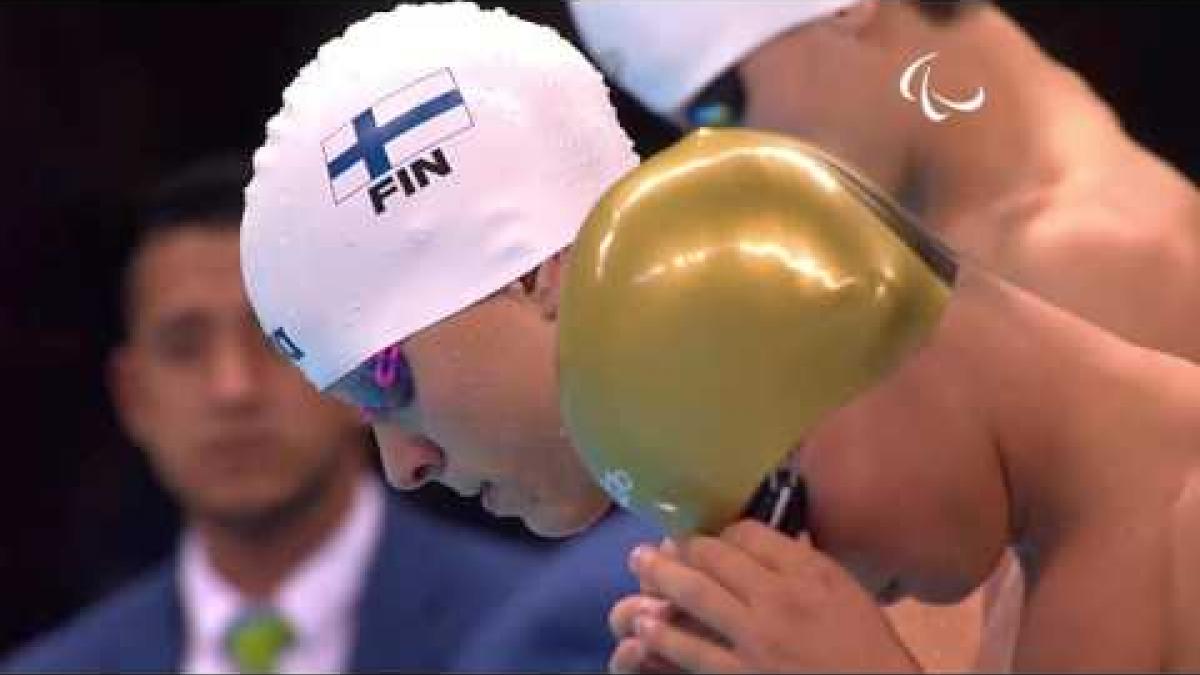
[321,68,474,204]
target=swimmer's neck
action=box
[902,7,1120,232]
[932,267,1200,557]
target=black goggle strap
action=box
[742,465,807,536]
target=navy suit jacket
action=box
[454,510,663,673]
[2,493,550,673]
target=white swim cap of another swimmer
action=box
[569,0,858,118]
[241,1,638,390]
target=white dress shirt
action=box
[179,477,385,674]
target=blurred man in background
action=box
[0,156,554,673]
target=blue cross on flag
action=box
[322,68,473,204]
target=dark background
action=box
[0,1,1195,657]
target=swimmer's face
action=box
[329,272,611,538]
[693,4,915,196]
[112,226,364,528]
[795,342,1010,605]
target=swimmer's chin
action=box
[524,496,614,538]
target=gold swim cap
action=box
[558,128,956,536]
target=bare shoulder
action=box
[1005,197,1192,298]
[991,169,1200,359]
[1004,132,1196,256]
[1005,168,1198,278]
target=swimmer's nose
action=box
[373,426,445,490]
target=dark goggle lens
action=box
[684,67,746,128]
[337,344,416,416]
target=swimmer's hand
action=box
[609,594,686,674]
[612,520,920,673]
[609,539,693,674]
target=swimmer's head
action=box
[559,127,957,536]
[559,127,1008,601]
[569,0,982,193]
[569,0,857,122]
[241,2,638,537]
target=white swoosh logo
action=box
[899,51,985,123]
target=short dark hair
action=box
[118,153,251,337]
[914,0,974,24]
[139,154,250,232]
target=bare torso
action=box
[918,262,1200,671]
[1015,340,1200,670]
[890,58,1199,672]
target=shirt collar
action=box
[179,476,386,654]
[277,476,385,641]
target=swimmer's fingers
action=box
[614,620,748,674]
[609,636,687,674]
[631,522,920,672]
[630,542,752,641]
[611,595,672,642]
[610,595,725,673]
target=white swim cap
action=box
[569,0,859,118]
[242,2,638,390]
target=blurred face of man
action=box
[113,225,364,531]
[330,279,612,539]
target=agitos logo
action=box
[322,68,474,214]
[899,52,985,123]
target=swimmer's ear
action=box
[826,0,878,35]
[108,346,152,449]
[529,249,570,321]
